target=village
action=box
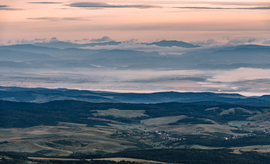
[114,130,187,142]
[114,128,270,144]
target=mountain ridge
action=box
[0,86,269,105]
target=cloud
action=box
[227,38,258,44]
[0,5,22,10]
[236,6,270,10]
[128,76,207,83]
[50,37,59,42]
[74,38,90,43]
[28,2,62,4]
[90,36,114,43]
[262,40,270,44]
[6,40,12,44]
[181,1,270,7]
[174,6,270,10]
[234,79,270,84]
[209,1,270,6]
[214,2,270,6]
[27,17,88,21]
[15,38,47,44]
[69,2,162,9]
[190,39,217,46]
[208,68,270,84]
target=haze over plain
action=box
[0,0,270,96]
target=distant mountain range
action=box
[0,49,54,61]
[29,40,199,49]
[0,86,270,105]
[0,43,269,70]
[34,41,122,49]
[144,40,200,48]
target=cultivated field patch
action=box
[28,157,167,163]
[231,145,270,153]
[92,108,148,118]
[228,121,255,127]
[154,124,238,135]
[94,157,167,164]
[141,115,187,126]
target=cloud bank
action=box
[227,38,258,44]
[27,17,87,21]
[90,36,114,43]
[262,40,270,44]
[190,39,218,46]
[28,2,62,4]
[175,6,270,10]
[128,76,207,83]
[15,38,47,44]
[0,5,22,10]
[211,2,270,6]
[69,2,162,9]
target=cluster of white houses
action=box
[154,130,186,141]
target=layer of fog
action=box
[1,67,269,96]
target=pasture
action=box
[92,108,148,118]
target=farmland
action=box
[1,100,270,163]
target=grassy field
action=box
[28,157,168,164]
[228,121,256,127]
[220,108,235,115]
[92,108,148,118]
[246,109,270,121]
[0,116,258,156]
[231,145,270,153]
[140,115,187,126]
[93,157,168,164]
[2,104,270,157]
[173,144,270,154]
[0,123,139,156]
[145,123,238,135]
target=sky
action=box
[0,0,270,96]
[0,0,270,44]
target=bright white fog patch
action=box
[0,67,269,96]
[0,68,210,92]
[209,68,270,83]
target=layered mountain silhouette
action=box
[0,86,270,105]
[144,40,200,48]
[0,43,269,69]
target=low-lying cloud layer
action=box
[69,2,162,9]
[90,36,114,43]
[0,67,269,96]
[175,6,270,10]
[28,2,62,4]
[210,2,270,6]
[1,37,270,96]
[127,76,208,83]
[0,5,22,10]
[27,17,88,21]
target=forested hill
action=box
[1,86,270,105]
[0,100,267,128]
